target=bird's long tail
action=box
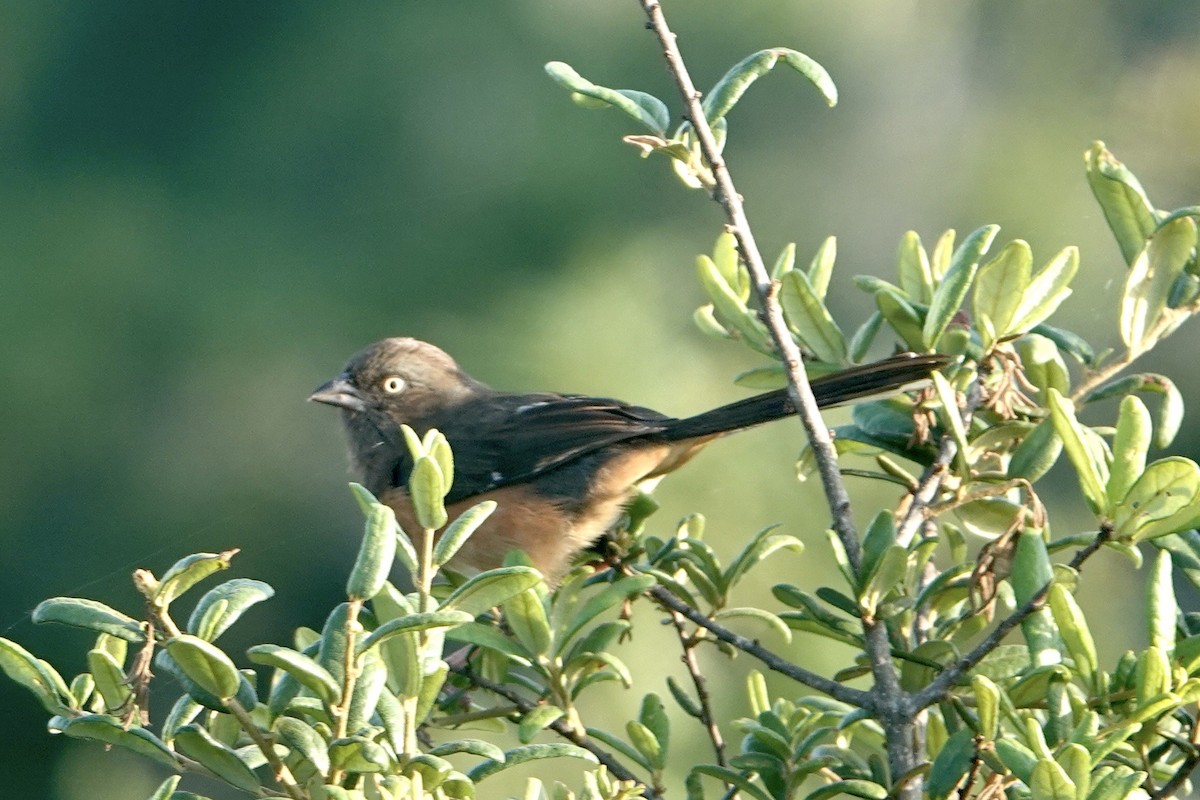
[663,353,949,441]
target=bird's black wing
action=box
[403,392,675,503]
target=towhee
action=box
[311,338,947,582]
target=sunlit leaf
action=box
[545,62,669,135]
[702,48,837,124]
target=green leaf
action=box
[1047,389,1110,515]
[924,224,998,348]
[1030,758,1076,800]
[1084,141,1157,266]
[703,48,836,124]
[52,714,178,768]
[780,270,846,363]
[691,765,774,800]
[626,719,664,770]
[428,738,507,763]
[696,253,773,353]
[1016,333,1070,397]
[639,692,669,757]
[1147,550,1177,655]
[861,543,909,608]
[409,456,448,530]
[32,598,145,642]
[165,635,241,702]
[807,237,835,298]
[247,644,340,704]
[467,743,598,781]
[346,500,398,601]
[1114,456,1200,541]
[666,676,702,719]
[153,649,254,712]
[0,638,72,713]
[1120,216,1197,352]
[1083,373,1185,449]
[1086,767,1147,800]
[1007,418,1063,483]
[693,303,732,340]
[442,566,544,617]
[316,602,353,686]
[897,230,933,304]
[1107,395,1151,504]
[275,716,330,777]
[874,289,926,351]
[711,231,746,300]
[445,621,532,664]
[544,61,669,136]
[433,500,497,567]
[145,776,181,800]
[712,607,792,644]
[804,779,888,800]
[859,512,896,589]
[187,579,274,643]
[973,239,1033,347]
[155,551,237,606]
[724,526,804,590]
[971,675,1000,739]
[357,610,473,653]
[587,726,652,772]
[424,428,455,497]
[346,645,387,733]
[329,735,392,774]
[1047,585,1098,684]
[518,705,565,743]
[87,648,132,710]
[502,588,552,657]
[848,311,884,363]
[932,372,969,475]
[557,575,656,652]
[927,728,977,800]
[175,723,261,790]
[1011,246,1080,333]
[414,661,448,727]
[1011,533,1062,667]
[994,738,1038,784]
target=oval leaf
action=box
[187,579,274,642]
[247,643,341,704]
[441,567,544,617]
[347,501,398,601]
[32,598,144,642]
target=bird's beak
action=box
[309,375,366,412]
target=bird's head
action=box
[309,337,485,487]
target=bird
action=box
[310,337,947,582]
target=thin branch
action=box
[638,0,862,574]
[636,1,917,788]
[910,525,1111,711]
[667,609,728,767]
[897,380,984,548]
[451,662,654,795]
[648,585,871,708]
[226,698,305,800]
[1148,713,1200,800]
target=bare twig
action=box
[450,662,654,796]
[897,380,984,548]
[226,698,306,800]
[910,525,1111,710]
[648,585,871,707]
[667,609,727,766]
[636,1,918,789]
[638,0,863,574]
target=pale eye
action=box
[381,376,406,394]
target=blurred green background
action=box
[2,2,1199,797]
